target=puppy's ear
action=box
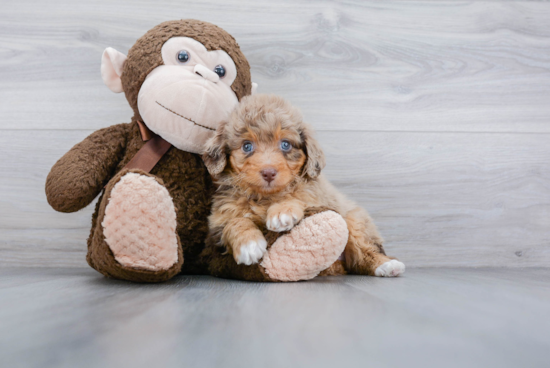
[300,124,326,179]
[202,122,228,177]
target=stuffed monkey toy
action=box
[45,20,348,283]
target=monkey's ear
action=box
[101,47,127,93]
[202,122,228,177]
[251,83,258,95]
[300,124,326,179]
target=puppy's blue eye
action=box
[242,141,254,153]
[214,65,226,78]
[280,140,292,152]
[177,50,190,63]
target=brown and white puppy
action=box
[203,94,405,277]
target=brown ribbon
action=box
[122,121,172,172]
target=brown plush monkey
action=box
[45,20,348,282]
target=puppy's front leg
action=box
[223,218,267,265]
[266,200,305,232]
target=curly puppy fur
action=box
[203,94,400,275]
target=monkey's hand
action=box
[45,123,129,213]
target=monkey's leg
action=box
[86,169,183,282]
[343,208,405,277]
[203,207,348,282]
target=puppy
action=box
[203,94,405,277]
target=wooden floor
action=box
[1,267,549,368]
[1,0,550,269]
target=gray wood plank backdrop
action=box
[1,0,549,268]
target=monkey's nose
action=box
[261,168,277,184]
[194,64,219,83]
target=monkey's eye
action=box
[242,141,254,153]
[214,65,226,78]
[280,140,292,152]
[176,50,190,63]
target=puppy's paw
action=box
[266,204,304,232]
[266,213,296,232]
[234,237,268,265]
[374,260,406,277]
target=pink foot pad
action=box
[102,172,178,271]
[261,211,349,281]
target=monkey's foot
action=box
[102,172,179,271]
[260,210,349,281]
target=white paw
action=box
[374,260,406,277]
[266,213,299,232]
[236,238,268,265]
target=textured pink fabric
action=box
[102,172,178,271]
[261,211,349,281]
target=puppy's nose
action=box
[261,168,277,183]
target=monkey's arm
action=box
[45,124,129,213]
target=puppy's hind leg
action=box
[344,208,405,277]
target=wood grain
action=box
[0,0,549,268]
[1,268,550,368]
[1,130,548,267]
[0,1,549,132]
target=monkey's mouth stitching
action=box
[155,101,215,131]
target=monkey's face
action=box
[137,37,239,154]
[101,21,253,154]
